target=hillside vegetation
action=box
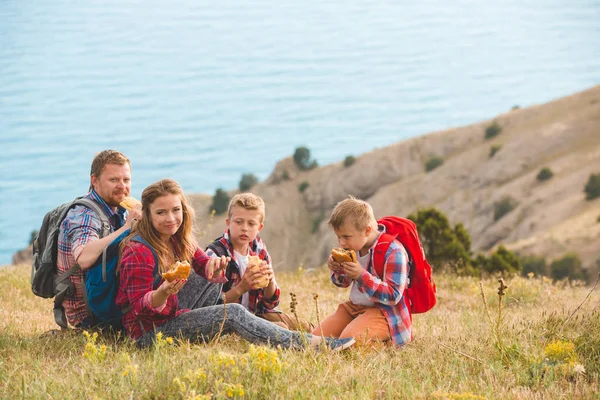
[190,85,600,273]
[2,263,599,399]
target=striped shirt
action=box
[331,230,412,346]
[56,190,127,327]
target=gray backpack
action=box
[31,197,110,328]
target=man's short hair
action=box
[328,196,377,231]
[90,150,131,178]
[89,150,131,191]
[227,193,266,223]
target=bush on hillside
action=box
[293,146,318,170]
[298,181,309,193]
[494,196,518,221]
[476,245,521,277]
[211,188,229,215]
[550,253,587,282]
[425,156,444,172]
[489,144,502,158]
[520,255,548,277]
[584,173,600,200]
[343,155,356,168]
[536,167,553,182]
[281,170,290,180]
[239,173,258,192]
[484,121,502,139]
[407,208,472,273]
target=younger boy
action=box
[312,196,412,346]
[206,193,313,332]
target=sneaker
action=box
[322,336,356,352]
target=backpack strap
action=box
[372,233,395,279]
[207,238,229,258]
[53,197,112,329]
[131,235,161,287]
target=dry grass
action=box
[1,264,599,399]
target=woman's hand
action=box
[206,256,230,280]
[152,278,187,307]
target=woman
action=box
[115,178,355,351]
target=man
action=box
[56,150,142,328]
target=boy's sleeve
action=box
[258,244,280,310]
[357,241,408,306]
[331,270,352,288]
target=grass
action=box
[1,264,599,399]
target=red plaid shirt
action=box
[206,230,280,314]
[116,241,220,340]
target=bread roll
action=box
[248,255,270,289]
[162,260,191,282]
[120,196,142,211]
[331,248,357,263]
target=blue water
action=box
[1,0,599,264]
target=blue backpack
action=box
[84,230,162,330]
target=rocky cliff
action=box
[191,85,600,272]
[13,86,600,274]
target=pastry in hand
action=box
[331,248,357,263]
[248,255,270,289]
[120,196,142,210]
[162,260,191,282]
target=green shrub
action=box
[210,188,229,215]
[484,121,502,139]
[520,255,548,277]
[407,208,472,272]
[298,181,309,193]
[281,170,290,180]
[239,173,258,191]
[550,253,586,282]
[293,147,318,170]
[597,214,600,223]
[511,105,520,110]
[489,144,502,158]
[425,156,444,172]
[478,245,521,277]
[343,155,356,168]
[584,173,600,200]
[536,167,553,182]
[494,196,518,221]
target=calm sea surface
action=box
[1,0,599,264]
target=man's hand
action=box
[125,208,143,228]
[207,256,229,280]
[340,261,364,280]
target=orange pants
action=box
[312,301,391,344]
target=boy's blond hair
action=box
[328,196,377,231]
[227,193,266,223]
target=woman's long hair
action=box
[119,179,197,273]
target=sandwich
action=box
[248,255,270,289]
[120,196,142,210]
[162,260,192,282]
[331,248,357,263]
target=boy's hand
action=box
[259,260,274,284]
[341,261,364,280]
[327,255,343,272]
[239,265,264,292]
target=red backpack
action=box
[372,216,437,314]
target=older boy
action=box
[206,193,312,332]
[312,196,412,346]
